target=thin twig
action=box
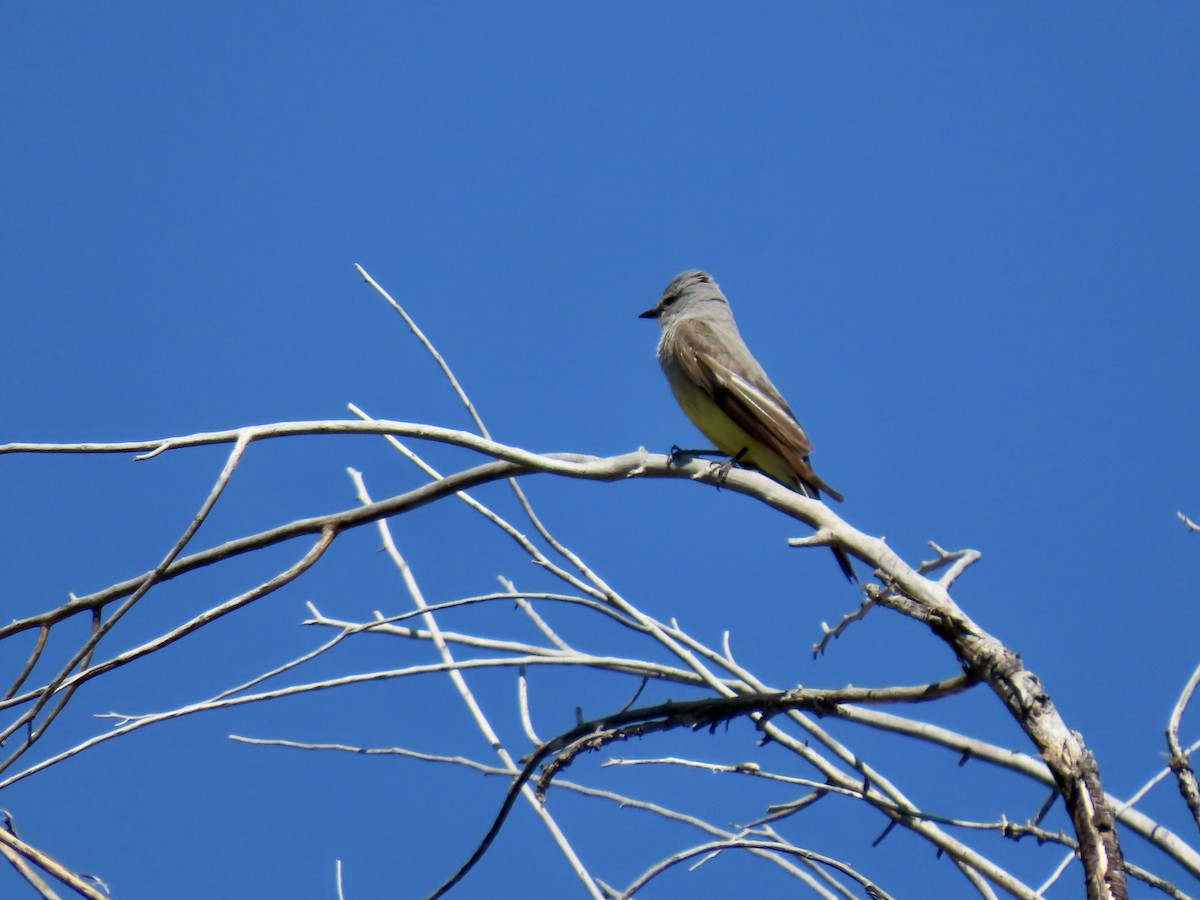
[0,433,253,768]
[619,839,895,900]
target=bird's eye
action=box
[662,293,678,307]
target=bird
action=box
[640,269,855,582]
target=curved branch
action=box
[619,838,895,900]
[1166,662,1200,832]
[425,676,973,899]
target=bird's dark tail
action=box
[833,547,857,583]
[793,476,855,581]
[820,483,845,504]
[797,470,844,504]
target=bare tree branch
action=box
[618,838,896,900]
[2,271,1191,897]
[1166,662,1200,832]
[424,676,978,899]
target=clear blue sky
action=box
[2,5,1198,898]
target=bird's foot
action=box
[708,448,748,489]
[709,457,735,488]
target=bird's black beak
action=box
[638,306,660,319]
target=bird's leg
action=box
[711,448,748,487]
[668,446,724,467]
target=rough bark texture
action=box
[889,582,1128,900]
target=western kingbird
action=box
[640,269,855,582]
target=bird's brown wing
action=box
[672,319,844,502]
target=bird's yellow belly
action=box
[670,377,795,487]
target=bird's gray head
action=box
[638,270,729,324]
